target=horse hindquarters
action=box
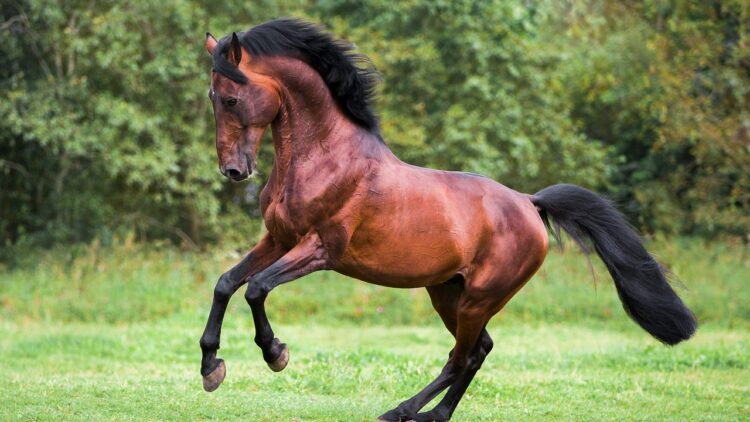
[377,207,550,422]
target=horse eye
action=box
[225,98,238,107]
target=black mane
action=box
[212,18,380,133]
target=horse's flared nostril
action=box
[226,168,242,180]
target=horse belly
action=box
[335,219,467,288]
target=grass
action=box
[0,237,748,420]
[1,321,747,421]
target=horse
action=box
[198,18,697,422]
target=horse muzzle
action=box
[221,153,254,181]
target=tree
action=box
[2,0,746,251]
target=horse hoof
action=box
[268,344,289,372]
[377,409,412,422]
[202,360,226,392]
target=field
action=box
[1,238,748,421]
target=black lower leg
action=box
[415,330,494,421]
[242,233,328,369]
[199,273,244,376]
[247,295,286,364]
[378,360,462,421]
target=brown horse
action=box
[199,19,696,421]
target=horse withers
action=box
[198,19,697,422]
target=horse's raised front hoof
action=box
[268,343,289,372]
[202,359,226,392]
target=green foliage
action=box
[1,0,748,248]
[550,0,750,236]
[318,0,608,193]
[1,0,220,246]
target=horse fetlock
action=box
[253,331,273,348]
[200,350,220,375]
[199,334,219,352]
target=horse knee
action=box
[244,284,267,305]
[213,274,234,302]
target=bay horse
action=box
[199,18,697,421]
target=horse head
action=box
[205,32,281,181]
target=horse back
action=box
[333,163,547,288]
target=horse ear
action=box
[228,32,242,66]
[205,32,217,55]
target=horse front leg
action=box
[244,231,328,372]
[199,234,285,392]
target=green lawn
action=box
[1,238,748,420]
[1,320,747,421]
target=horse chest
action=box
[260,187,319,248]
[261,195,297,247]
[261,167,361,239]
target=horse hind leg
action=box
[413,329,494,422]
[411,291,498,422]
[376,278,461,421]
[377,277,495,422]
[428,275,463,338]
[414,262,533,421]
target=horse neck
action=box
[264,57,386,180]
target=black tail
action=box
[532,184,697,345]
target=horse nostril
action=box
[226,168,242,180]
